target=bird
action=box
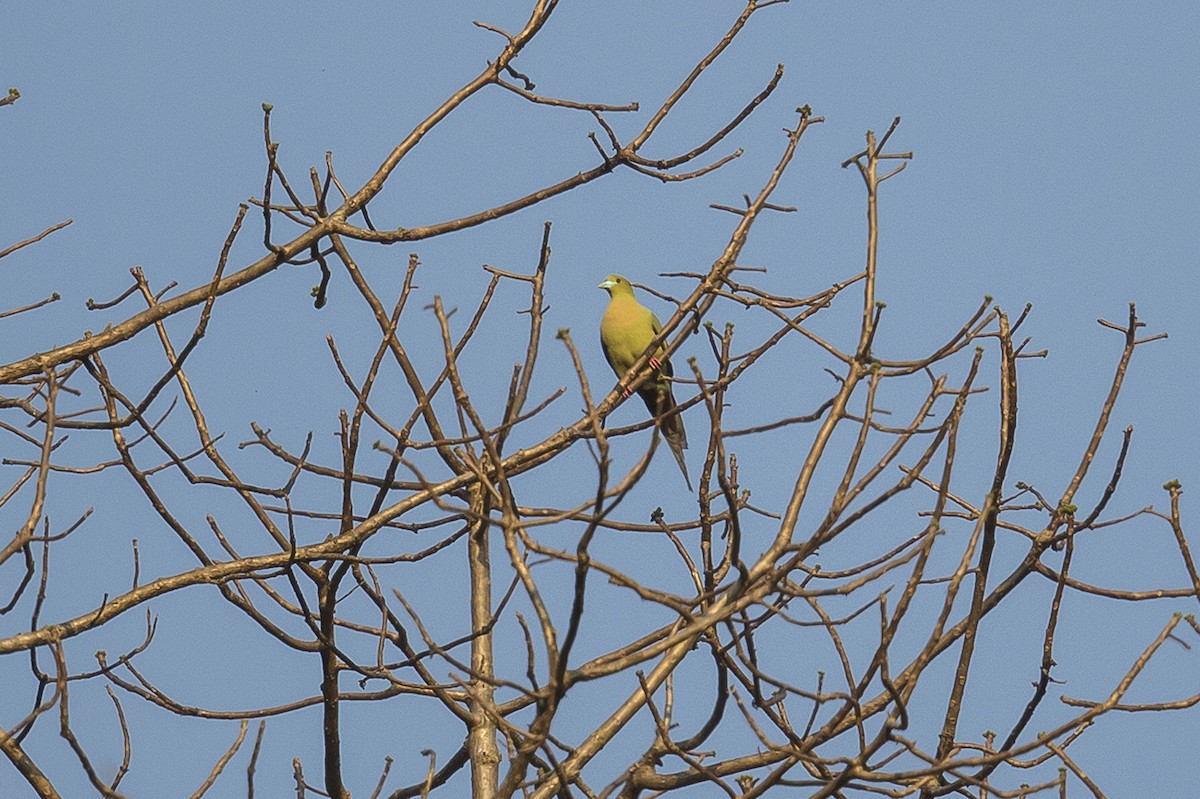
[598,274,691,490]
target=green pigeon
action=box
[598,274,691,490]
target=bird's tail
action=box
[641,385,691,491]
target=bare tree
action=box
[2,3,1196,798]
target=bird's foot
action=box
[649,356,662,370]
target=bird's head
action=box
[598,274,634,297]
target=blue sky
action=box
[3,2,1199,796]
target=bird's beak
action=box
[598,279,615,290]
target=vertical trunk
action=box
[467,489,500,796]
[318,580,348,799]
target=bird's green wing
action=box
[647,311,673,378]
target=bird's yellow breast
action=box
[601,295,662,375]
